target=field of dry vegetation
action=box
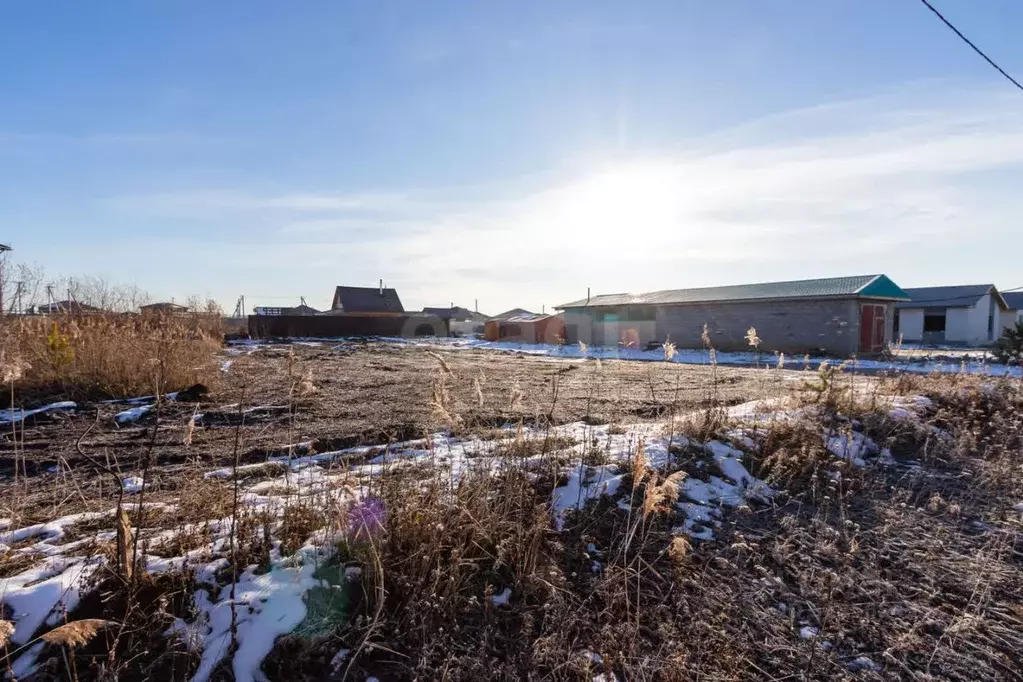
[1,325,1022,681]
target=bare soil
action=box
[1,342,790,493]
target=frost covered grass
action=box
[2,343,1023,680]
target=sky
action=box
[3,0,1023,315]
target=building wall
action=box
[562,310,592,345]
[249,314,449,339]
[963,293,995,344]
[900,299,996,346]
[943,308,972,343]
[449,320,477,336]
[564,298,898,355]
[655,298,865,355]
[897,309,924,342]
[1000,309,1022,335]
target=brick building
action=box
[556,275,909,356]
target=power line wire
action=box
[918,0,1023,92]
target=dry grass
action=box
[40,619,114,648]
[3,339,1022,681]
[0,313,222,400]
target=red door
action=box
[859,304,886,352]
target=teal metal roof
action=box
[556,275,909,309]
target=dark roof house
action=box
[330,286,404,313]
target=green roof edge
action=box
[856,274,910,301]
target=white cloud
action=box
[103,190,412,217]
[113,87,1023,313]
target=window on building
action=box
[923,311,946,333]
[500,324,521,339]
[624,306,656,322]
[893,310,900,336]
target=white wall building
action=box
[895,285,1009,346]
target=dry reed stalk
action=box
[0,619,14,648]
[668,535,691,563]
[116,508,134,580]
[641,471,686,518]
[41,619,115,648]
[427,351,454,377]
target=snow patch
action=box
[848,656,881,672]
[115,404,152,424]
[489,587,512,606]
[0,401,76,424]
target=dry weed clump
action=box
[337,466,561,679]
[44,572,200,682]
[751,421,849,499]
[0,313,222,399]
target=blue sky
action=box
[3,0,1023,314]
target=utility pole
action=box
[0,243,11,315]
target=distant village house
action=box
[140,302,189,315]
[327,284,404,314]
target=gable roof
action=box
[331,286,404,313]
[1003,291,1023,310]
[896,284,1007,310]
[556,275,908,309]
[141,302,189,311]
[35,300,105,314]
[492,307,537,320]
[422,306,488,321]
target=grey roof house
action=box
[895,285,1008,346]
[492,308,537,320]
[556,274,909,356]
[422,306,488,322]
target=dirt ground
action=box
[1,341,806,490]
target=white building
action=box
[895,285,1009,346]
[1002,292,1023,332]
